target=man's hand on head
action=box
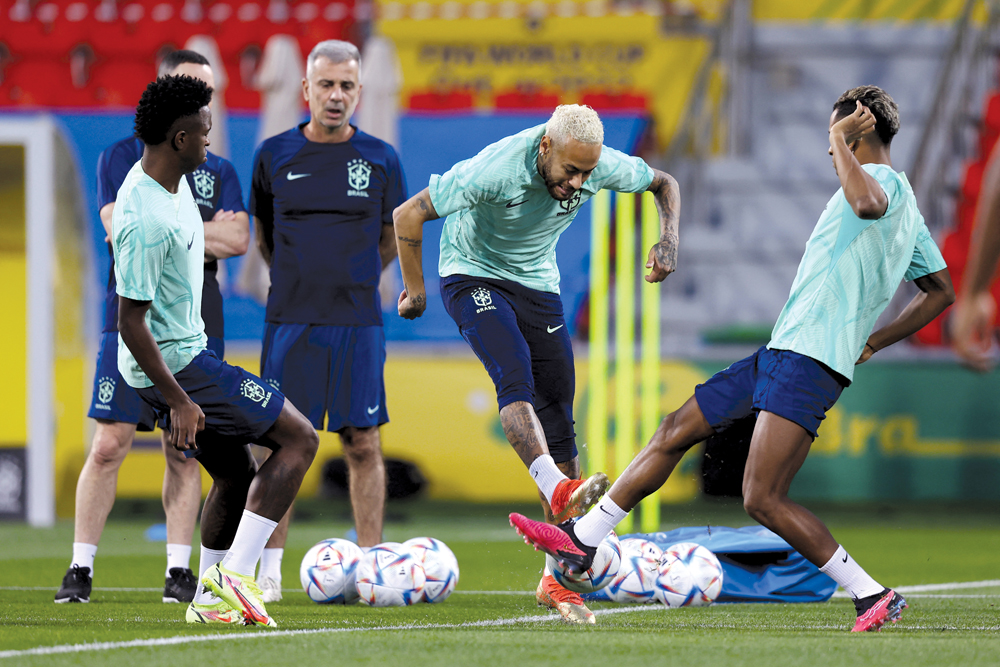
[831,101,877,147]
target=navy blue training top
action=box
[96,137,246,338]
[249,124,407,327]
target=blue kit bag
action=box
[584,525,837,604]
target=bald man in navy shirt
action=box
[249,39,406,602]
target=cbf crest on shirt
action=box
[249,125,408,327]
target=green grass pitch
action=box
[2,500,998,666]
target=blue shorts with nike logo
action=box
[260,323,388,432]
[440,274,577,463]
[694,346,848,439]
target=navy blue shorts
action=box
[260,323,387,432]
[694,346,847,439]
[136,349,284,447]
[440,274,577,463]
[88,332,224,430]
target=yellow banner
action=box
[377,1,712,149]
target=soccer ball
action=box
[355,543,426,606]
[653,542,724,607]
[404,537,460,603]
[299,538,364,604]
[605,538,662,603]
[547,532,622,594]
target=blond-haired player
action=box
[393,105,682,623]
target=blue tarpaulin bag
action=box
[584,525,837,604]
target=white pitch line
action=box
[4,601,999,659]
[0,606,669,660]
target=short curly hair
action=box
[833,85,900,146]
[546,104,604,145]
[133,75,212,146]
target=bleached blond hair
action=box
[545,104,604,145]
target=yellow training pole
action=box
[587,190,610,477]
[640,192,662,532]
[615,192,636,534]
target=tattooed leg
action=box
[500,401,551,469]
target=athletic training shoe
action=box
[202,563,277,627]
[163,567,197,603]
[536,574,595,625]
[260,576,282,604]
[550,473,610,524]
[852,588,908,632]
[186,595,245,625]
[54,565,92,603]
[510,513,597,575]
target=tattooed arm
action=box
[644,169,681,283]
[392,188,439,319]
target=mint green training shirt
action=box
[768,163,946,383]
[429,124,654,294]
[112,160,207,388]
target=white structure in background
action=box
[184,35,230,159]
[236,34,305,304]
[356,34,402,149]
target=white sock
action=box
[221,510,278,577]
[165,543,192,576]
[573,495,627,547]
[71,543,98,575]
[528,455,567,504]
[259,548,284,581]
[819,545,884,599]
[194,546,228,605]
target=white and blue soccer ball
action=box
[404,537,459,603]
[605,538,662,604]
[547,531,622,594]
[653,542,724,607]
[299,538,364,604]
[355,543,426,607]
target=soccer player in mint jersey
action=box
[113,74,317,627]
[393,104,681,624]
[56,50,250,606]
[249,40,407,601]
[511,87,956,632]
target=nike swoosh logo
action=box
[506,199,528,208]
[367,405,380,415]
[187,232,195,250]
[842,554,849,563]
[599,505,613,516]
[547,325,564,333]
[287,172,311,181]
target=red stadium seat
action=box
[408,90,474,111]
[494,89,560,110]
[580,89,648,111]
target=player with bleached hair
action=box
[511,86,955,632]
[393,104,681,624]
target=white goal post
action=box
[0,116,56,527]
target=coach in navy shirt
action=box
[249,39,406,601]
[56,51,250,606]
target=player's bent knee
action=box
[340,427,381,461]
[88,433,131,468]
[742,489,779,525]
